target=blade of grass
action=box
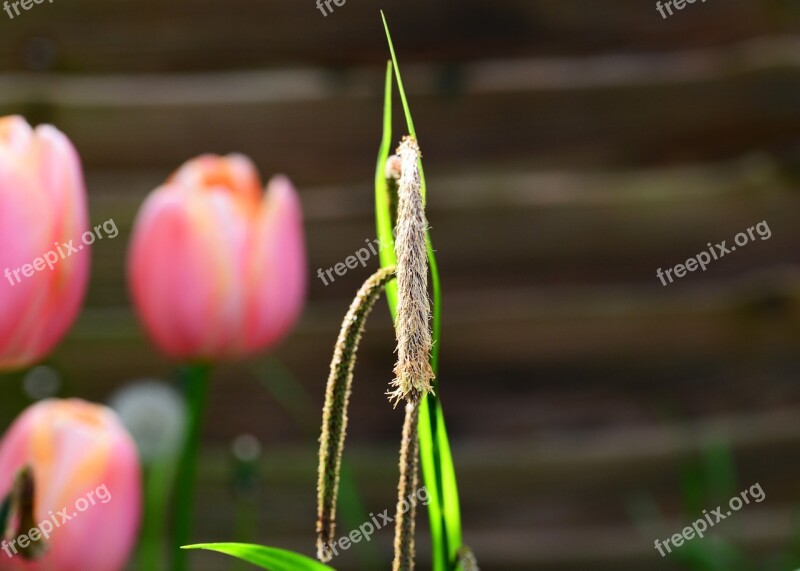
[380,12,427,205]
[183,543,335,571]
[376,60,398,309]
[378,13,464,570]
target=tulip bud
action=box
[0,116,90,370]
[0,399,141,571]
[127,154,306,361]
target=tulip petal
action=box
[129,156,306,360]
[0,118,89,369]
[245,175,307,352]
[0,400,141,571]
[129,185,253,359]
[170,153,262,205]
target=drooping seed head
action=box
[316,267,396,561]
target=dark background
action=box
[3,1,800,569]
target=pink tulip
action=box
[0,399,141,571]
[128,154,306,360]
[0,116,90,370]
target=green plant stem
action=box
[173,363,212,571]
[138,458,176,571]
[231,495,258,571]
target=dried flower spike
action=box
[385,153,402,224]
[316,266,396,562]
[389,137,435,405]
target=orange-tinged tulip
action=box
[0,116,90,370]
[128,154,306,360]
[0,399,141,571]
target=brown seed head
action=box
[389,137,435,405]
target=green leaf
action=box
[378,12,464,571]
[182,543,335,571]
[375,60,398,308]
[380,12,427,204]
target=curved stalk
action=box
[316,266,396,561]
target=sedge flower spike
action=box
[389,137,434,405]
[317,266,396,561]
[0,116,90,370]
[0,399,141,571]
[128,154,307,361]
[389,136,434,571]
[315,137,437,570]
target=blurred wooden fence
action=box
[2,0,800,569]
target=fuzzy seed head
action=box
[316,267,396,561]
[389,137,435,405]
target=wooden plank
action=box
[49,268,800,387]
[0,0,798,72]
[3,41,800,177]
[73,160,800,310]
[177,405,800,570]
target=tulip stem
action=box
[138,455,179,571]
[172,363,212,571]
